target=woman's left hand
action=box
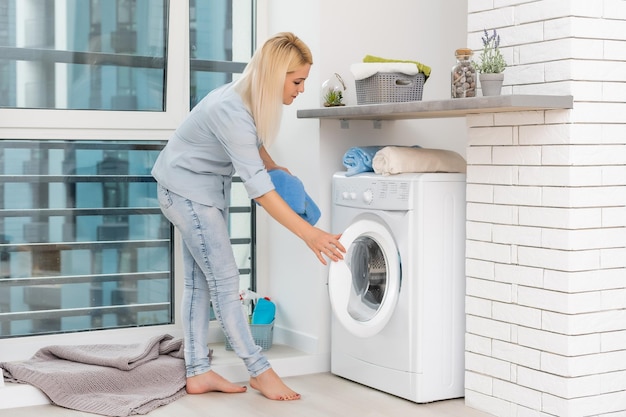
[267,164,291,174]
[260,146,291,174]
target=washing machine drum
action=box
[329,218,401,338]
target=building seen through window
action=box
[0,141,171,337]
[0,0,167,111]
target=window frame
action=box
[0,2,188,139]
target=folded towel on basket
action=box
[342,146,386,176]
[363,54,431,79]
[268,169,321,225]
[372,146,467,176]
[350,62,420,81]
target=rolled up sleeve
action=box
[241,169,275,199]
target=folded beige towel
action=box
[373,146,467,176]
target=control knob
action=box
[341,191,357,200]
[362,189,374,204]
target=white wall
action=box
[256,0,468,356]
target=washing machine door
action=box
[328,217,401,338]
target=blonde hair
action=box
[234,32,313,147]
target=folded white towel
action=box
[372,146,467,176]
[350,63,420,80]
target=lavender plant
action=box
[475,29,507,74]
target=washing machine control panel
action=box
[334,175,414,210]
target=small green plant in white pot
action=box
[321,73,347,107]
[475,29,507,96]
[323,89,345,107]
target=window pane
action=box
[189,0,252,107]
[229,179,253,293]
[190,1,255,294]
[0,0,167,111]
[0,140,173,338]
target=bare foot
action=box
[186,370,247,394]
[249,368,301,401]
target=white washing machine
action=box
[329,172,466,403]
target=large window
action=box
[0,1,256,340]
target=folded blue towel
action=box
[267,170,321,226]
[342,146,385,176]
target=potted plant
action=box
[323,89,345,107]
[475,29,507,96]
[321,73,347,107]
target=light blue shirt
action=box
[151,82,274,209]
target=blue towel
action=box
[267,170,321,226]
[342,146,384,176]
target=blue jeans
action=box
[157,184,270,378]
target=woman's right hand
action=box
[302,227,345,266]
[255,190,346,265]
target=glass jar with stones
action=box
[451,48,476,98]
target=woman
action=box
[151,32,345,401]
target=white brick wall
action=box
[466,1,626,415]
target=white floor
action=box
[4,372,494,417]
[1,343,494,417]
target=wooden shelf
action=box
[297,94,573,121]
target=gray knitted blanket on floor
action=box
[0,334,187,416]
